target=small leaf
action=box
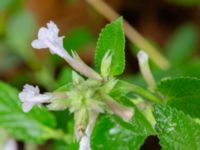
[157,77,200,118]
[153,105,200,150]
[0,81,62,143]
[95,17,125,76]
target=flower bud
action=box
[103,95,134,121]
[137,50,156,90]
[74,107,89,140]
[100,50,112,79]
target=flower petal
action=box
[3,139,17,150]
[79,135,91,150]
[55,36,64,48]
[38,27,51,40]
[24,84,39,94]
[31,39,47,49]
[47,21,59,35]
[19,84,52,104]
[22,102,35,112]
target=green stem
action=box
[115,80,162,104]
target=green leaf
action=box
[153,105,200,150]
[157,77,200,118]
[91,115,152,150]
[91,97,154,150]
[0,81,63,143]
[165,24,198,65]
[95,17,125,76]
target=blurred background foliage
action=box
[0,0,200,149]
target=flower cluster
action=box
[19,21,133,150]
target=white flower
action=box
[31,21,72,60]
[19,84,52,112]
[3,139,17,150]
[137,50,148,64]
[79,135,91,150]
[31,21,102,81]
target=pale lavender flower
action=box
[31,21,72,60]
[3,139,17,150]
[19,84,52,112]
[31,21,102,81]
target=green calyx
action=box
[48,71,134,134]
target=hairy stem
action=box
[114,80,162,104]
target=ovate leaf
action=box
[95,17,125,76]
[154,105,200,150]
[157,77,200,118]
[0,81,62,143]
